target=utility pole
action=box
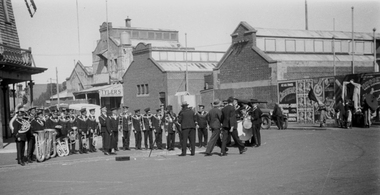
[56,67,60,109]
[305,0,308,30]
[351,6,355,74]
[185,33,188,92]
[374,28,377,72]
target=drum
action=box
[237,120,253,141]
[243,116,252,129]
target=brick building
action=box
[202,21,379,109]
[0,0,46,147]
[122,43,224,113]
[64,18,182,109]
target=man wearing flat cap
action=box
[196,104,208,148]
[178,101,197,156]
[142,107,153,150]
[204,100,222,156]
[220,97,247,156]
[250,99,263,147]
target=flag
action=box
[308,87,323,105]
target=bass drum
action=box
[237,120,253,141]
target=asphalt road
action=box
[0,128,379,195]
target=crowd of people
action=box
[9,96,266,166]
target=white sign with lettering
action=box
[99,84,123,97]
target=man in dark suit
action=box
[131,109,142,150]
[250,100,263,147]
[99,107,111,155]
[204,100,222,156]
[178,101,197,156]
[196,105,208,148]
[77,108,88,154]
[220,97,247,156]
[107,108,119,153]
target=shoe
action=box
[220,153,228,156]
[204,153,212,156]
[27,158,33,163]
[110,152,117,155]
[240,147,247,154]
[79,150,83,154]
[20,162,25,166]
[93,148,97,152]
[104,152,110,155]
[225,147,229,152]
[178,154,186,156]
[190,153,195,156]
[125,148,130,150]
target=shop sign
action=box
[99,85,123,97]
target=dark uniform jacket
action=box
[67,115,77,131]
[131,115,142,132]
[30,118,45,134]
[58,116,69,136]
[121,114,130,131]
[77,115,89,134]
[107,115,119,132]
[152,114,163,133]
[87,115,98,133]
[196,111,208,128]
[206,108,222,129]
[142,114,152,131]
[99,114,108,134]
[165,112,175,134]
[45,117,59,129]
[221,105,237,130]
[251,107,263,125]
[13,118,28,141]
[178,108,196,129]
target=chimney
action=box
[125,17,131,27]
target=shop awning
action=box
[73,84,123,98]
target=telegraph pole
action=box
[56,67,60,109]
[185,33,188,92]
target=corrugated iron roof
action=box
[131,39,179,48]
[155,62,217,72]
[267,53,374,62]
[255,28,378,40]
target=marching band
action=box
[9,98,261,166]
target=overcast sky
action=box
[12,0,380,84]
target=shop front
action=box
[73,84,123,109]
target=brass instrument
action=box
[81,131,87,150]
[56,137,69,157]
[34,130,46,162]
[45,129,57,159]
[92,132,97,147]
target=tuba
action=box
[34,130,46,162]
[44,129,57,159]
[56,137,70,157]
[81,132,87,150]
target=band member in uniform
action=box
[196,105,208,148]
[107,108,119,152]
[165,105,176,151]
[58,107,69,141]
[26,107,37,163]
[250,99,263,147]
[220,97,247,156]
[152,108,164,150]
[77,108,89,154]
[10,108,30,166]
[142,108,153,150]
[205,100,222,156]
[67,109,78,154]
[178,101,197,156]
[99,107,111,155]
[45,109,59,129]
[131,109,142,150]
[121,106,131,150]
[87,108,98,152]
[29,110,45,161]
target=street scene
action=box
[1,0,380,194]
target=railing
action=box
[0,44,34,67]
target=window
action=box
[364,42,373,54]
[152,51,160,60]
[333,40,341,52]
[305,40,314,52]
[168,52,176,61]
[200,52,208,61]
[137,84,149,96]
[355,42,364,54]
[341,41,349,53]
[170,33,177,40]
[192,52,201,61]
[265,39,276,51]
[148,32,155,39]
[276,39,285,52]
[285,40,296,52]
[314,40,323,52]
[156,32,162,40]
[132,31,139,38]
[323,40,332,52]
[208,53,216,61]
[159,52,168,60]
[296,40,304,52]
[140,31,148,39]
[3,0,11,24]
[163,33,170,39]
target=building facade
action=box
[123,43,224,113]
[202,21,379,110]
[1,0,46,147]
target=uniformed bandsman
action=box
[142,108,153,150]
[26,107,37,163]
[121,106,132,150]
[87,108,98,152]
[45,109,59,129]
[107,108,119,153]
[152,108,164,150]
[99,107,111,155]
[165,106,176,151]
[77,108,89,154]
[131,109,142,150]
[10,107,30,166]
[28,110,45,162]
[67,109,78,154]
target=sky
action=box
[11,0,380,84]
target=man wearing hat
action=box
[250,99,263,147]
[178,101,197,156]
[220,97,247,156]
[107,108,119,153]
[28,110,45,162]
[45,108,59,129]
[204,100,222,156]
[87,108,98,152]
[164,105,176,151]
[152,108,164,150]
[142,107,153,150]
[131,109,142,150]
[10,107,29,166]
[121,106,131,150]
[99,107,111,155]
[196,104,208,148]
[77,108,89,154]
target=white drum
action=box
[237,120,253,141]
